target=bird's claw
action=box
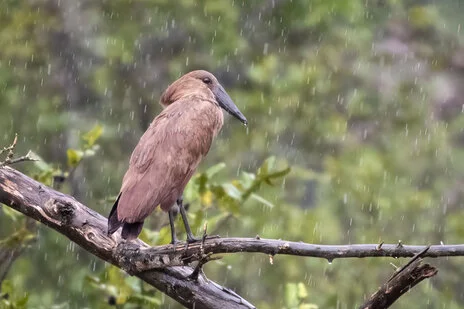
[186,235,202,244]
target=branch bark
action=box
[0,166,459,308]
[359,247,438,309]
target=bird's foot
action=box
[186,235,202,244]
[170,236,181,245]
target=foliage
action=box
[1,280,29,309]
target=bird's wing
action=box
[116,97,222,223]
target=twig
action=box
[0,151,38,167]
[188,223,222,281]
[387,245,430,283]
[0,133,38,167]
[359,247,438,309]
[0,134,17,157]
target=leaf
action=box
[206,162,226,178]
[201,190,214,207]
[1,206,20,222]
[266,166,292,180]
[15,294,29,307]
[82,124,103,148]
[221,183,242,201]
[240,171,256,188]
[297,282,308,299]
[66,149,83,168]
[250,193,274,208]
[258,156,276,177]
[196,173,209,194]
[284,283,299,308]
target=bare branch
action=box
[359,247,438,309]
[0,133,38,167]
[0,134,17,157]
[126,238,464,273]
[0,151,39,167]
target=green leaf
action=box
[266,166,292,180]
[297,282,308,299]
[66,149,83,168]
[258,156,276,177]
[240,171,256,188]
[284,283,298,308]
[206,162,226,178]
[15,294,29,307]
[197,173,209,194]
[250,193,274,208]
[221,183,242,200]
[82,124,103,148]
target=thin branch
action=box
[125,238,464,273]
[0,134,38,167]
[0,134,17,156]
[359,247,438,309]
[0,151,39,167]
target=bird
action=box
[107,70,247,243]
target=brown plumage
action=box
[108,70,247,242]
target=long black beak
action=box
[214,84,248,125]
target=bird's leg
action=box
[177,197,201,243]
[168,209,179,245]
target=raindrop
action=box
[263,43,269,55]
[327,258,333,265]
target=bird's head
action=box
[160,70,247,125]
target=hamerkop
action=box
[107,70,247,243]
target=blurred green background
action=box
[2,0,464,308]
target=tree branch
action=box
[0,166,459,307]
[126,238,464,273]
[359,247,438,308]
[0,134,38,167]
[0,166,255,309]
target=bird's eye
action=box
[202,77,212,84]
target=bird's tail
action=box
[107,193,144,240]
[121,222,144,240]
[107,193,123,235]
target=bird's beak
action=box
[214,84,248,125]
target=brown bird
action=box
[107,70,247,243]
